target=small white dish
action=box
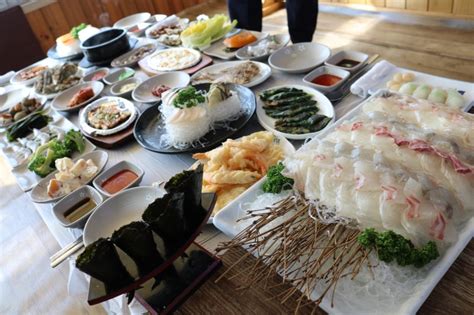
[113,12,151,29]
[149,14,167,24]
[325,50,369,72]
[92,160,144,197]
[127,22,152,37]
[82,68,110,82]
[83,186,163,245]
[132,71,190,103]
[256,84,335,140]
[0,88,31,113]
[269,42,331,74]
[53,185,103,229]
[236,34,290,61]
[79,96,137,136]
[191,60,272,88]
[110,77,141,99]
[51,81,104,112]
[103,67,135,85]
[30,150,109,203]
[303,66,350,93]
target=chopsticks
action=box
[49,236,84,268]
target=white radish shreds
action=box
[314,253,431,314]
[208,94,242,123]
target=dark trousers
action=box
[228,0,319,43]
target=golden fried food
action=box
[193,131,284,214]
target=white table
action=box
[6,44,364,313]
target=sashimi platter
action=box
[214,90,474,314]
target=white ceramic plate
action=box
[236,34,290,61]
[214,90,474,315]
[206,133,295,222]
[145,15,189,42]
[202,31,267,60]
[256,85,335,140]
[0,95,48,128]
[82,68,110,83]
[113,12,151,29]
[51,81,104,112]
[92,160,144,197]
[10,118,96,192]
[146,48,201,72]
[269,42,331,74]
[79,96,137,136]
[103,68,134,85]
[191,60,272,88]
[366,67,474,112]
[30,150,108,203]
[83,186,165,245]
[0,88,31,113]
[132,71,190,103]
[10,59,58,86]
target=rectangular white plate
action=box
[213,90,474,315]
[203,31,267,60]
[8,115,96,192]
[367,67,474,112]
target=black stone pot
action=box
[80,29,130,63]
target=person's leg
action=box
[286,0,319,43]
[228,0,263,32]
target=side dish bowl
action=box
[92,160,144,197]
[269,42,331,74]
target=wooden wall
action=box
[319,0,474,18]
[25,0,208,52]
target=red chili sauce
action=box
[311,74,342,86]
[101,169,138,194]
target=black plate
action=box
[47,44,84,61]
[133,83,256,154]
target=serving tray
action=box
[213,90,474,315]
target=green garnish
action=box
[358,228,439,268]
[70,23,87,39]
[118,70,135,81]
[172,86,205,109]
[262,162,294,194]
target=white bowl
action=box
[110,77,141,99]
[79,96,137,136]
[53,185,103,229]
[113,12,151,30]
[92,160,144,197]
[30,150,109,203]
[269,42,331,74]
[103,67,135,85]
[51,81,104,112]
[303,66,350,93]
[324,50,369,72]
[83,186,164,245]
[82,68,110,82]
[132,72,190,103]
[235,34,290,61]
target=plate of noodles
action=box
[133,83,255,154]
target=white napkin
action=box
[350,60,397,98]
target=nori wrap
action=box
[142,193,188,253]
[76,238,134,291]
[111,221,164,276]
[164,165,206,230]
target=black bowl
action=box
[80,29,130,63]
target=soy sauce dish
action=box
[80,29,130,63]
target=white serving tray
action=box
[367,67,474,112]
[213,89,474,315]
[7,114,96,192]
